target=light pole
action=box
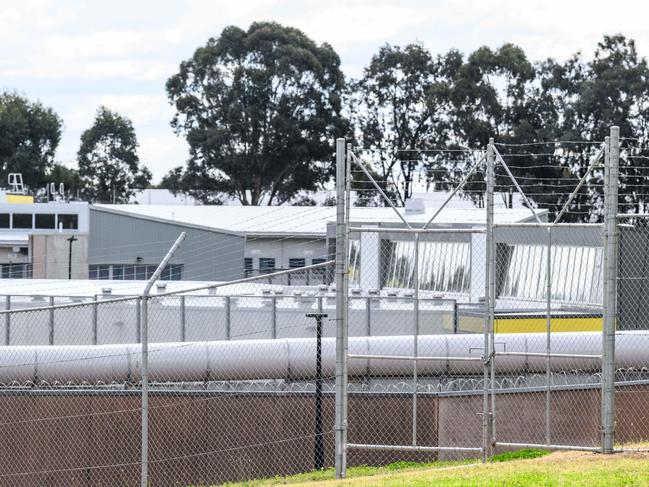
[67,235,77,280]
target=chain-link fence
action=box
[1,128,649,485]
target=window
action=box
[136,265,147,280]
[112,264,125,280]
[244,257,253,277]
[0,214,9,228]
[161,264,183,281]
[289,258,305,268]
[35,214,56,229]
[124,265,135,280]
[58,214,78,230]
[0,263,30,279]
[12,213,32,229]
[259,258,275,274]
[381,240,471,293]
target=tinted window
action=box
[58,214,78,230]
[259,258,275,273]
[12,213,32,229]
[244,258,253,271]
[289,258,305,268]
[0,214,9,228]
[35,214,55,229]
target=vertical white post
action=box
[545,226,552,445]
[412,232,420,446]
[602,127,619,453]
[335,138,348,478]
[482,139,495,461]
[141,232,186,487]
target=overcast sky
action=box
[3,0,649,183]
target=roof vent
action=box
[405,198,425,214]
[156,283,167,294]
[101,287,112,296]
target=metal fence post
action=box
[482,138,495,461]
[225,296,231,340]
[602,127,619,453]
[92,295,98,345]
[4,296,10,345]
[49,296,55,345]
[334,138,348,479]
[412,232,420,446]
[545,226,552,446]
[271,295,277,339]
[141,232,187,487]
[180,295,186,342]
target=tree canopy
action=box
[166,21,348,205]
[77,106,151,203]
[0,92,62,190]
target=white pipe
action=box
[0,331,647,384]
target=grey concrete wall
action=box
[0,295,457,345]
[244,237,327,270]
[89,208,245,281]
[31,234,89,279]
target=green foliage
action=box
[0,92,62,189]
[77,106,151,203]
[166,21,348,205]
[491,448,549,462]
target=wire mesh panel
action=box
[615,215,649,449]
[492,224,604,451]
[0,297,142,486]
[145,269,338,485]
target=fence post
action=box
[49,296,55,345]
[482,138,495,461]
[4,296,10,345]
[141,232,186,487]
[225,296,231,340]
[92,295,98,345]
[412,232,420,446]
[271,295,277,339]
[602,127,619,453]
[334,138,348,479]
[545,226,552,446]
[180,295,186,342]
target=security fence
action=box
[0,127,647,486]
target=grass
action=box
[216,448,649,487]
[217,449,548,487]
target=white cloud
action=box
[7,0,649,182]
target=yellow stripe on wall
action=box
[457,315,603,333]
[5,194,34,204]
[494,317,602,333]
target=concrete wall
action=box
[244,237,327,270]
[0,295,458,345]
[89,208,245,281]
[0,385,646,486]
[31,234,89,279]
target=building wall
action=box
[31,234,89,279]
[244,237,327,270]
[89,209,245,282]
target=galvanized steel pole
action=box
[602,127,619,453]
[545,227,552,446]
[412,232,420,446]
[482,138,495,461]
[141,232,186,487]
[334,138,348,478]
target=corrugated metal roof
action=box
[93,204,545,237]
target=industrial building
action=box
[0,193,89,279]
[88,203,543,283]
